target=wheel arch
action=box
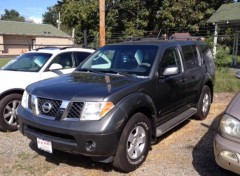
[116,92,158,141]
[0,88,24,100]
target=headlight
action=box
[220,114,240,139]
[21,91,29,109]
[81,102,114,120]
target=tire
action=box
[113,113,152,173]
[195,86,211,120]
[0,94,22,131]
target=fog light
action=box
[220,151,239,163]
[86,140,96,152]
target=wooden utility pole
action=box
[99,0,105,47]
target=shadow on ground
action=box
[192,113,239,176]
[29,141,115,172]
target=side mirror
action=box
[163,66,179,76]
[49,63,63,71]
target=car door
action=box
[40,52,76,80]
[180,45,205,105]
[157,46,189,125]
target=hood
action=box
[0,70,39,91]
[225,92,240,120]
[28,72,145,101]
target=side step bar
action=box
[156,108,197,137]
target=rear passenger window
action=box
[182,45,199,69]
[75,52,92,66]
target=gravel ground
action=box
[0,93,239,176]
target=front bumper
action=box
[17,105,126,160]
[214,134,240,174]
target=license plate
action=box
[37,138,52,153]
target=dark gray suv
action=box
[17,38,215,172]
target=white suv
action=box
[0,47,95,131]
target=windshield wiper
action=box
[106,70,135,77]
[77,68,105,74]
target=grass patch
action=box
[215,68,240,93]
[0,58,12,67]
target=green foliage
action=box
[0,58,12,67]
[215,46,232,69]
[205,37,214,49]
[215,69,240,93]
[42,0,237,45]
[1,9,25,22]
[42,6,58,27]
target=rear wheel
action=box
[113,113,152,172]
[195,86,211,120]
[0,94,22,131]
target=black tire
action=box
[195,86,211,120]
[0,94,22,131]
[113,113,152,173]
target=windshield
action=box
[77,45,158,76]
[1,53,52,72]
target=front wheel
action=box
[0,94,22,131]
[195,86,212,120]
[113,113,152,173]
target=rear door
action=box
[157,45,188,124]
[40,52,76,80]
[180,44,205,105]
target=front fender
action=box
[116,92,157,130]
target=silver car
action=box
[236,71,240,79]
[214,92,240,174]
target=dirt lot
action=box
[0,93,239,176]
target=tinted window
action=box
[74,52,91,66]
[160,47,181,76]
[198,45,213,64]
[1,53,52,72]
[182,45,199,69]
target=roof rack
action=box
[169,36,202,41]
[124,37,142,41]
[59,46,96,50]
[34,47,60,51]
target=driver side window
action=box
[52,52,74,69]
[159,47,181,76]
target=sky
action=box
[0,0,59,23]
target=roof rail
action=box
[59,46,96,50]
[124,37,142,41]
[35,47,60,51]
[169,36,202,41]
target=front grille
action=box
[28,95,32,109]
[67,102,84,119]
[38,97,62,117]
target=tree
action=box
[60,0,99,44]
[42,0,237,45]
[0,9,25,22]
[42,6,58,27]
[155,0,235,36]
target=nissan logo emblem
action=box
[42,102,52,113]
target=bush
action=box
[215,46,231,69]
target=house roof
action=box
[207,2,240,24]
[0,20,70,38]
